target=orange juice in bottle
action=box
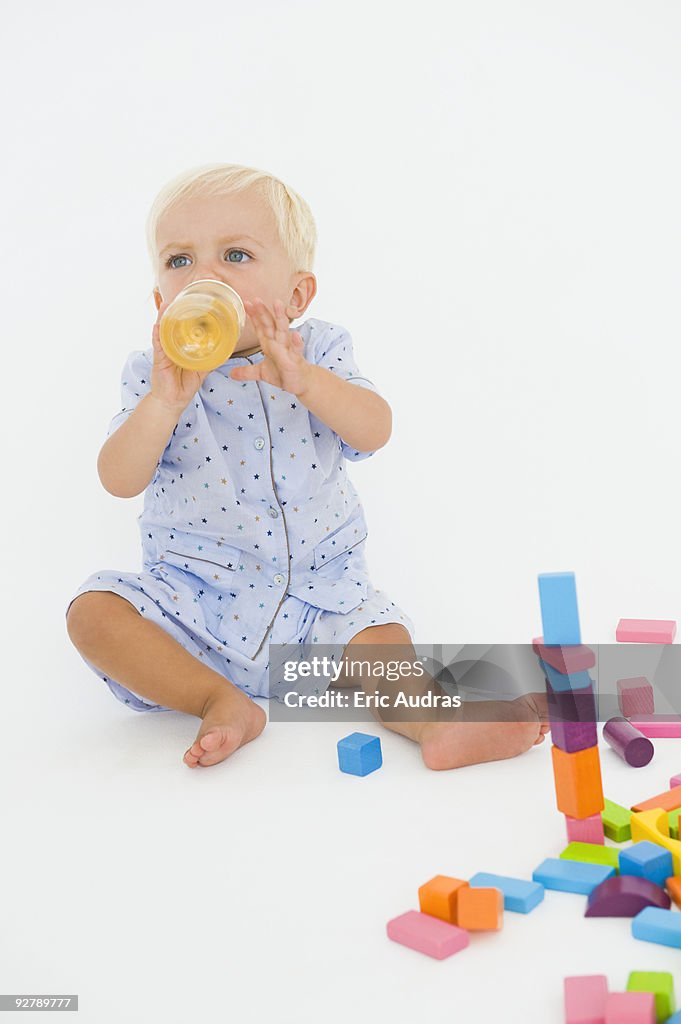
[159,279,246,372]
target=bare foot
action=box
[183,689,266,768]
[419,693,550,771]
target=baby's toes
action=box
[196,725,240,766]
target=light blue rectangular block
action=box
[538,572,581,646]
[532,857,615,895]
[632,907,681,949]
[539,659,593,694]
[468,872,544,913]
[620,841,674,889]
[664,1012,681,1023]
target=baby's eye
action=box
[166,254,190,269]
[225,249,252,263]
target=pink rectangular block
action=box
[532,636,596,673]
[616,619,676,644]
[617,677,654,717]
[564,974,608,1023]
[604,990,655,1023]
[386,910,469,959]
[566,813,605,845]
[630,717,681,738]
[670,773,681,789]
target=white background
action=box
[2,1,681,1021]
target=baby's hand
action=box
[150,301,210,415]
[229,298,312,396]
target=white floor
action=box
[3,635,681,1024]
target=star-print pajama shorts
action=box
[65,566,416,712]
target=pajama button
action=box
[268,507,278,518]
[273,573,285,585]
[254,437,265,450]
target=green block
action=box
[602,798,632,843]
[627,971,675,1022]
[560,841,620,873]
[669,808,681,840]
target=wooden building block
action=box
[386,910,469,959]
[566,813,605,845]
[468,872,544,914]
[417,875,468,924]
[564,975,608,1024]
[617,677,654,718]
[456,886,503,931]
[585,875,670,918]
[620,842,673,888]
[602,799,632,843]
[630,719,681,738]
[631,907,681,949]
[603,718,654,768]
[533,637,596,673]
[605,990,655,1022]
[616,619,676,644]
[632,787,681,814]
[538,572,581,645]
[630,810,681,875]
[561,841,620,873]
[551,744,604,819]
[532,857,615,895]
[626,971,675,1022]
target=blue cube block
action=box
[620,841,674,888]
[469,872,544,913]
[664,1012,681,1023]
[337,732,382,776]
[632,907,681,948]
[538,572,581,646]
[540,659,593,694]
[532,857,615,895]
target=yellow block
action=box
[630,808,681,874]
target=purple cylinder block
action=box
[603,716,654,767]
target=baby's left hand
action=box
[229,298,312,396]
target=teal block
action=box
[337,732,382,776]
[632,907,681,949]
[620,842,673,889]
[532,857,615,895]
[538,572,581,645]
[469,873,544,913]
[540,659,593,694]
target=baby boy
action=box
[65,162,548,768]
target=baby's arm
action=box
[97,392,182,498]
[98,301,207,498]
[296,365,392,453]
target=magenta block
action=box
[616,618,676,644]
[604,990,655,1023]
[546,679,597,752]
[617,677,654,717]
[564,974,608,1024]
[630,718,681,738]
[603,717,654,767]
[585,874,670,917]
[533,636,596,673]
[566,813,605,845]
[386,910,469,959]
[670,773,681,789]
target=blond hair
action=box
[145,162,317,284]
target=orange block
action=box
[551,744,604,819]
[632,786,681,813]
[456,886,503,931]
[418,875,469,924]
[666,876,681,909]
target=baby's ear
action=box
[153,288,163,311]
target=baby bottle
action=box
[159,279,246,372]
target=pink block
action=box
[532,636,596,673]
[564,974,608,1023]
[670,773,681,788]
[617,677,654,717]
[616,619,676,644]
[630,717,681,738]
[386,910,469,959]
[566,813,605,845]
[604,990,655,1023]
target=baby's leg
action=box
[66,591,265,767]
[339,624,550,770]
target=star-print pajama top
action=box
[66,317,416,710]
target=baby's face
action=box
[153,188,316,353]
